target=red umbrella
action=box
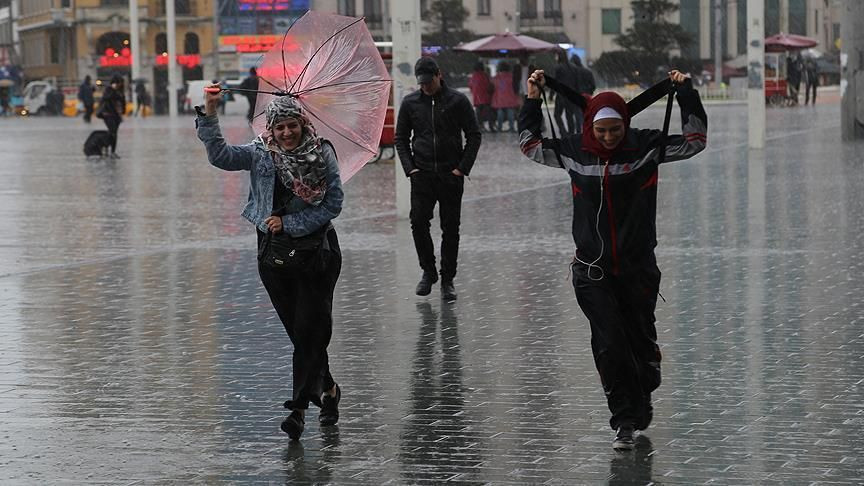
[230,11,391,182]
[765,33,818,52]
[454,32,559,55]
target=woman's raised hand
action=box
[527,70,546,99]
[668,70,690,85]
[204,83,222,116]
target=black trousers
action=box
[805,82,817,105]
[102,116,121,153]
[410,171,464,282]
[257,228,342,410]
[573,263,662,430]
[83,102,94,123]
[245,95,256,123]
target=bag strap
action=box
[657,82,676,165]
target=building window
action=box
[338,0,356,17]
[61,0,71,7]
[184,32,199,54]
[364,0,382,29]
[520,0,537,19]
[788,0,805,35]
[602,9,621,35]
[102,0,126,6]
[49,31,59,64]
[765,0,779,36]
[477,0,490,16]
[544,0,561,18]
[814,9,819,34]
[679,0,699,59]
[155,33,167,55]
[155,0,191,15]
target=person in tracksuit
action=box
[395,57,482,301]
[519,69,707,450]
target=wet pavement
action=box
[1,100,863,484]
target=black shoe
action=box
[319,384,341,426]
[612,423,635,450]
[441,280,457,301]
[415,272,438,296]
[281,410,305,441]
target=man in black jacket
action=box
[395,57,482,301]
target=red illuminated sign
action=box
[98,47,201,68]
[155,54,201,68]
[219,34,298,53]
[238,0,293,11]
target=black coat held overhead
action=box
[519,79,708,276]
[395,82,482,177]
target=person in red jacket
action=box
[519,69,707,451]
[468,62,496,132]
[491,62,521,133]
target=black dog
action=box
[83,130,115,157]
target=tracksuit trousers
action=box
[573,263,662,430]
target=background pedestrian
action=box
[78,75,95,123]
[395,57,482,301]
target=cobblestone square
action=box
[0,101,862,484]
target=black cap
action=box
[414,57,439,84]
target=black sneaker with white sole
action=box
[612,423,636,450]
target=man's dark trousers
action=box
[410,171,464,282]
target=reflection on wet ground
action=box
[0,103,863,483]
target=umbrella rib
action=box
[258,74,290,95]
[292,79,392,96]
[289,16,366,94]
[280,12,307,90]
[304,105,377,155]
[223,87,290,96]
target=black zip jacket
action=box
[518,81,707,275]
[395,82,482,176]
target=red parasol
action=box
[239,11,391,182]
[764,33,818,52]
[453,32,559,55]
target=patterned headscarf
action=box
[258,96,328,206]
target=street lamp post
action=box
[747,0,765,149]
[390,0,421,219]
[167,0,178,118]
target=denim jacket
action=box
[196,114,343,236]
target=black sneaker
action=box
[416,272,438,296]
[319,384,341,426]
[280,410,305,441]
[612,423,635,450]
[441,280,457,301]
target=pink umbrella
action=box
[765,33,818,52]
[234,11,391,182]
[454,32,559,55]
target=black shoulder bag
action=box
[258,223,331,273]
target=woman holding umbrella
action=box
[519,69,707,450]
[196,85,344,441]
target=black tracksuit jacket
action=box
[395,83,482,177]
[518,81,708,275]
